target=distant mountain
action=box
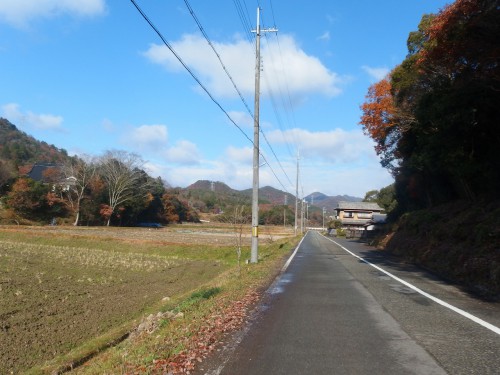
[183,180,295,205]
[304,192,362,212]
[305,192,328,203]
[186,180,361,212]
[186,180,236,194]
[241,185,296,205]
[0,117,72,169]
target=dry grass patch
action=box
[0,225,297,374]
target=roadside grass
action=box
[0,226,299,374]
[71,237,298,374]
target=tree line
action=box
[0,150,199,226]
[359,0,499,216]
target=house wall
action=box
[336,209,384,230]
[338,210,374,220]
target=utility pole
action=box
[301,199,305,233]
[322,207,326,230]
[284,194,287,228]
[294,151,299,236]
[250,8,277,263]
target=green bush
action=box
[336,228,346,237]
[173,287,222,313]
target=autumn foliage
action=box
[359,78,396,155]
[359,0,500,211]
[419,0,499,82]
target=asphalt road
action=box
[197,231,500,375]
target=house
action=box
[334,201,384,230]
[363,213,387,231]
[26,163,76,191]
[26,163,58,182]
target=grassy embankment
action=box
[0,225,299,374]
[380,200,500,299]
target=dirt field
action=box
[0,224,293,373]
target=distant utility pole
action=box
[250,8,277,263]
[301,199,305,233]
[284,194,287,228]
[322,207,326,230]
[294,151,300,236]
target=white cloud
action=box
[267,128,376,164]
[300,161,393,198]
[164,140,201,165]
[149,153,391,198]
[1,102,64,131]
[225,146,253,164]
[318,31,330,41]
[143,161,164,179]
[140,131,392,197]
[143,33,342,100]
[227,111,253,129]
[121,124,168,151]
[121,124,201,166]
[0,0,106,27]
[362,65,389,82]
[326,14,336,25]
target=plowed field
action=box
[0,224,293,373]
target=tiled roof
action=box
[336,201,383,211]
[27,163,58,182]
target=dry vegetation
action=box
[382,200,500,299]
[0,224,297,374]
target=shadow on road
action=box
[326,234,497,302]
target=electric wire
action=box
[233,0,254,43]
[130,0,252,145]
[184,0,293,190]
[259,0,302,193]
[263,29,300,154]
[130,0,290,193]
[255,2,299,159]
[250,3,295,187]
[184,0,253,118]
[266,2,303,201]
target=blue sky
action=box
[0,0,451,198]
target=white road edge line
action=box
[208,233,308,375]
[281,232,307,273]
[324,235,500,336]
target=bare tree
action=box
[61,155,97,226]
[227,205,251,276]
[98,150,150,226]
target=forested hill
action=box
[186,181,362,212]
[358,0,500,298]
[304,192,362,212]
[0,118,72,168]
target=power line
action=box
[130,0,291,194]
[130,0,253,144]
[183,0,293,190]
[262,31,300,153]
[255,2,299,158]
[233,0,254,43]
[184,0,253,118]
